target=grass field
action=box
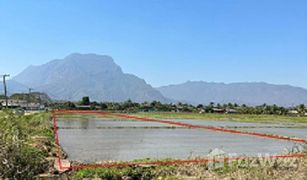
[132,112,307,124]
[57,111,307,123]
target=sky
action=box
[0,0,306,88]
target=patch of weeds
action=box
[73,166,156,180]
[0,111,53,179]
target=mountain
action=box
[157,81,307,106]
[0,80,28,95]
[13,53,168,102]
[7,53,307,106]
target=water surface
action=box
[57,118,302,163]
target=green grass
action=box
[0,110,55,179]
[132,112,307,123]
[55,111,307,123]
[72,156,307,179]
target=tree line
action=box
[49,96,307,116]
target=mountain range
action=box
[158,81,307,107]
[1,53,307,106]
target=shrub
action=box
[0,111,51,179]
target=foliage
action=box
[72,156,307,180]
[0,111,53,179]
[80,96,90,105]
[73,166,156,180]
[50,98,307,117]
[133,112,307,123]
[10,92,51,104]
[72,158,178,180]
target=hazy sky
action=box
[0,0,306,88]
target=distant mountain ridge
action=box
[12,53,168,102]
[157,81,307,106]
[1,53,307,106]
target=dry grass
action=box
[154,156,307,180]
[71,154,307,179]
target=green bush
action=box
[0,111,52,179]
[73,166,156,180]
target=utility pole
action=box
[27,88,33,111]
[1,74,10,108]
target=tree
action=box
[227,103,234,109]
[209,102,215,107]
[80,96,90,105]
[100,103,108,110]
[297,104,306,115]
[65,101,76,109]
[197,104,204,109]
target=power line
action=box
[1,74,10,108]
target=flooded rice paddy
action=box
[57,117,307,163]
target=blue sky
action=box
[0,0,306,88]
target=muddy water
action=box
[165,119,307,128]
[240,128,307,139]
[57,119,303,163]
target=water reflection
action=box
[57,118,301,163]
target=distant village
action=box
[0,99,45,111]
[1,93,306,117]
[0,92,50,112]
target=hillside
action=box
[0,80,28,95]
[157,81,307,106]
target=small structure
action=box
[0,99,27,108]
[75,105,91,110]
[26,103,45,111]
[142,104,153,112]
[288,110,299,115]
[199,109,205,114]
[212,108,225,113]
[226,108,238,114]
[0,99,44,111]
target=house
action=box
[199,109,205,114]
[226,108,238,114]
[26,103,45,111]
[288,110,299,115]
[212,108,225,113]
[0,99,44,110]
[75,105,91,110]
[0,99,27,108]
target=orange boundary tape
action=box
[52,110,307,170]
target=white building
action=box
[0,99,44,110]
